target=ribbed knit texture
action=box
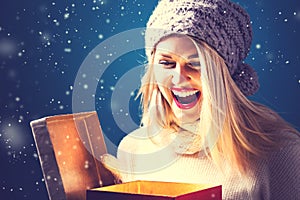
[117,128,300,200]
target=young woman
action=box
[103,0,300,199]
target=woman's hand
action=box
[100,154,123,184]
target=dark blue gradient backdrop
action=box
[0,0,299,199]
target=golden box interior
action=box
[87,180,222,200]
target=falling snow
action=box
[1,0,299,199]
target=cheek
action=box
[190,72,202,86]
[153,68,173,102]
[153,67,171,86]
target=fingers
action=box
[101,154,123,184]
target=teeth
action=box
[172,90,198,97]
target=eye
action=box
[158,60,176,68]
[187,62,201,70]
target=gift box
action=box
[30,111,116,200]
[87,180,221,200]
[31,112,222,200]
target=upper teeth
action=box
[172,90,198,97]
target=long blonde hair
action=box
[138,35,298,175]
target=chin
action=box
[172,104,201,124]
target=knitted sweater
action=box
[117,127,300,200]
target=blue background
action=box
[0,0,299,199]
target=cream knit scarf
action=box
[170,120,203,155]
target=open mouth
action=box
[171,88,201,109]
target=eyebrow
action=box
[187,54,199,59]
[158,53,199,59]
[159,53,172,59]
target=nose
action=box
[171,63,191,85]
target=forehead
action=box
[155,36,198,57]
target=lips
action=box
[171,88,201,109]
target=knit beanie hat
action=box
[145,0,259,96]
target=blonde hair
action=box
[138,35,298,175]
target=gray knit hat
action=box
[145,0,259,96]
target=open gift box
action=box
[31,111,222,200]
[87,180,222,200]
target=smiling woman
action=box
[153,35,202,123]
[101,0,300,199]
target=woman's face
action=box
[153,36,202,124]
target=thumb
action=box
[101,154,122,183]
